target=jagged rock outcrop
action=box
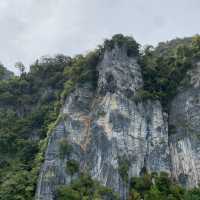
[36,44,171,200]
[169,61,200,188]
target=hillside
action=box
[0,34,200,200]
[0,64,13,80]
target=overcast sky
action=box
[0,0,200,73]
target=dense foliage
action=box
[128,172,200,200]
[0,55,70,200]
[56,171,200,200]
[138,35,200,107]
[56,174,119,200]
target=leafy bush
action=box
[66,160,79,176]
[61,50,100,102]
[56,174,119,200]
[130,173,152,197]
[128,172,200,200]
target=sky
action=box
[0,0,200,73]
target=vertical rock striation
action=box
[169,61,200,188]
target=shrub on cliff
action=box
[140,35,200,106]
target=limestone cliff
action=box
[36,44,171,200]
[36,40,200,200]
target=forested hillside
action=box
[0,64,13,80]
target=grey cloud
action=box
[0,0,199,72]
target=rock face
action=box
[36,45,200,200]
[169,61,200,188]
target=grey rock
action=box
[36,45,200,200]
[169,61,200,188]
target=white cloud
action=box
[0,0,199,72]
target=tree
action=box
[65,160,79,176]
[56,174,119,200]
[128,189,141,200]
[15,61,25,75]
[56,186,80,200]
[0,170,34,200]
[144,186,164,200]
